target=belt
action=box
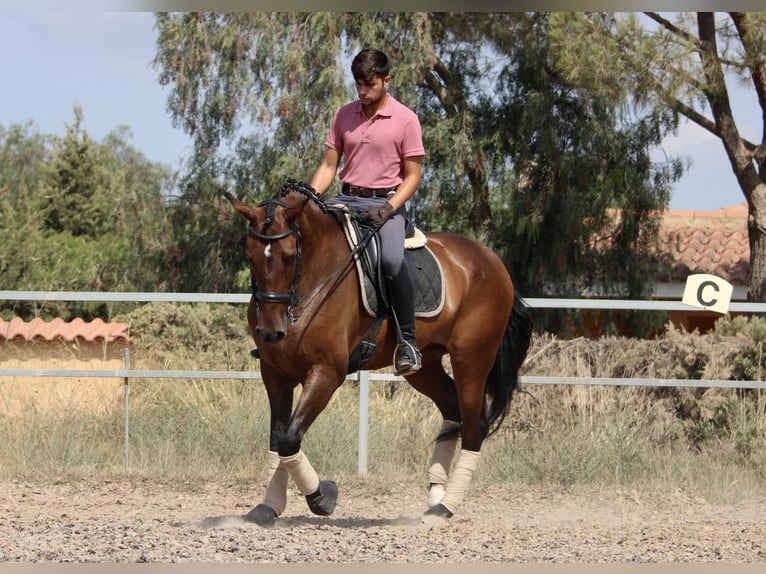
[341,182,398,198]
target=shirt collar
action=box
[354,94,394,118]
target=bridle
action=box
[247,198,303,321]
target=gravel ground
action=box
[2,476,766,563]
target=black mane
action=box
[277,178,328,213]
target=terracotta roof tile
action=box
[0,317,130,343]
[655,202,749,285]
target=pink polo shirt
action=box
[325,94,425,189]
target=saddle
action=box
[327,204,445,318]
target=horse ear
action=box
[224,192,257,222]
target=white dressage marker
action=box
[682,273,733,315]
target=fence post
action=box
[123,347,130,469]
[358,370,369,474]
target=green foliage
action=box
[151,165,246,293]
[115,302,253,371]
[0,122,50,310]
[488,17,677,301]
[43,106,115,238]
[0,121,50,210]
[0,110,175,320]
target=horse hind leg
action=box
[421,343,498,521]
[426,419,461,508]
[425,295,532,520]
[424,448,482,521]
[404,353,464,511]
[424,371,491,521]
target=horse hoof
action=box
[421,503,453,524]
[244,503,277,528]
[306,480,338,516]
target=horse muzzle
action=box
[252,289,295,344]
[255,325,287,344]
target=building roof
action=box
[0,317,130,343]
[655,202,749,285]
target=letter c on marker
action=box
[697,280,720,307]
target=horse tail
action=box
[484,286,533,437]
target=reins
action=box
[287,226,375,323]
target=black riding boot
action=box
[387,259,422,376]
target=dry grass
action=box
[1,303,766,502]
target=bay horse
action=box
[225,179,532,527]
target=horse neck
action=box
[296,201,351,280]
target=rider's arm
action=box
[388,155,423,211]
[310,147,341,195]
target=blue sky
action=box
[0,12,193,170]
[0,11,759,212]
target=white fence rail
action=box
[3,290,766,473]
[4,289,766,311]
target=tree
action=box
[153,12,679,305]
[548,12,766,301]
[43,106,114,238]
[0,122,50,317]
[0,111,175,320]
[417,13,679,302]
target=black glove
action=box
[360,201,395,229]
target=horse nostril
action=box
[257,328,287,344]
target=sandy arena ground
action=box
[2,476,766,563]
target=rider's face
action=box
[355,75,390,108]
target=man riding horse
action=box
[224,48,532,527]
[309,47,424,377]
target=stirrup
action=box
[394,340,422,376]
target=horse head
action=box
[225,180,320,344]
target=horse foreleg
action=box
[246,433,337,525]
[247,432,338,524]
[245,371,294,528]
[246,450,288,527]
[426,419,461,508]
[276,367,344,517]
[281,449,338,516]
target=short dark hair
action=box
[351,48,390,83]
